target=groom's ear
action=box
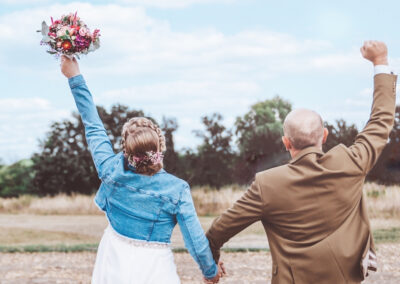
[322,128,329,144]
[282,136,291,151]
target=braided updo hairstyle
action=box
[121,117,166,175]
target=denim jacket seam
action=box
[107,178,179,205]
[178,203,206,273]
[178,186,215,277]
[98,155,118,180]
[70,81,86,89]
[147,206,162,241]
[106,155,121,178]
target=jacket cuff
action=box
[68,74,85,89]
[374,65,395,75]
[204,263,219,280]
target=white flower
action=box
[56,27,68,37]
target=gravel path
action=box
[0,244,399,283]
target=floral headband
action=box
[127,151,164,168]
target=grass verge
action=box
[0,243,98,253]
[373,227,400,243]
[0,244,270,254]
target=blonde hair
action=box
[121,117,166,175]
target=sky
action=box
[0,0,400,164]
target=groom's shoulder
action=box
[255,164,289,183]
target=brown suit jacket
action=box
[206,74,397,284]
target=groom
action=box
[206,41,397,283]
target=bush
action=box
[0,160,34,197]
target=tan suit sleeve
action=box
[347,73,397,174]
[205,179,263,262]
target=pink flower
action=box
[79,27,89,37]
[92,29,100,41]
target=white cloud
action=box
[0,0,48,4]
[310,50,363,70]
[100,79,259,151]
[119,0,235,8]
[0,2,376,161]
[344,88,373,108]
[0,2,355,77]
[0,98,69,163]
[0,0,236,8]
[0,98,50,112]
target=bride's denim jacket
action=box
[69,75,217,279]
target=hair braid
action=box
[120,117,166,175]
[121,117,166,153]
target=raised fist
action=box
[360,41,388,66]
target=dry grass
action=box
[0,183,399,218]
[0,227,98,246]
[192,183,400,218]
[0,194,100,215]
[364,183,400,218]
[191,184,245,216]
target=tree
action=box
[161,117,180,175]
[32,104,146,195]
[0,159,34,197]
[369,106,400,183]
[323,119,358,152]
[234,96,292,182]
[190,113,235,188]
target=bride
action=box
[60,56,224,284]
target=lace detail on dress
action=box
[107,226,171,249]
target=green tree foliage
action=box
[369,106,400,183]
[188,113,235,188]
[235,96,291,182]
[323,119,359,152]
[32,105,145,195]
[5,97,400,197]
[0,160,34,197]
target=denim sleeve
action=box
[176,184,218,279]
[68,75,115,178]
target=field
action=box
[0,184,399,283]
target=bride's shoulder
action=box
[161,170,189,188]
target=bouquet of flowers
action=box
[38,12,100,58]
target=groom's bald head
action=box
[283,109,325,150]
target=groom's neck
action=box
[289,145,323,159]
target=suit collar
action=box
[289,146,324,164]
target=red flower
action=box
[61,40,72,50]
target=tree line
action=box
[1,97,399,197]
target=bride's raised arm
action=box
[60,56,115,178]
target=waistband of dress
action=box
[106,225,171,249]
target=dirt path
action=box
[0,243,399,283]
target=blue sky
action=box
[0,0,399,163]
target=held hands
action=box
[360,40,388,66]
[203,262,226,284]
[60,55,81,78]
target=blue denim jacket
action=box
[68,75,217,279]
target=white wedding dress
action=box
[92,226,181,284]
